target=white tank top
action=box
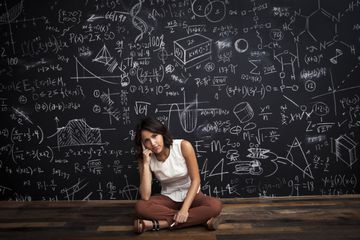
[149,139,198,202]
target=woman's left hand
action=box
[174,209,189,224]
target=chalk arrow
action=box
[87,14,104,22]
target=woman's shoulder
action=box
[173,139,191,147]
[171,139,191,155]
[176,139,193,153]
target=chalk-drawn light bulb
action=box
[233,102,254,123]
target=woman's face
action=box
[141,130,164,154]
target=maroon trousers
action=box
[134,192,222,229]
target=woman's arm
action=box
[174,140,201,223]
[138,147,153,200]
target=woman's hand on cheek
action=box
[142,144,152,164]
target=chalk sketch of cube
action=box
[174,34,212,69]
[335,135,358,168]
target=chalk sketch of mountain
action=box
[57,119,102,147]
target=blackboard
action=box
[0,0,359,201]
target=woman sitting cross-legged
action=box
[133,117,223,233]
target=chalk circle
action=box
[192,0,209,17]
[93,89,100,98]
[234,38,248,53]
[249,142,259,148]
[165,64,175,73]
[279,71,285,79]
[204,0,226,23]
[18,95,27,104]
[157,48,168,62]
[300,105,307,112]
[233,102,254,123]
[204,62,215,72]
[291,85,299,91]
[229,125,242,135]
[312,102,330,117]
[243,122,256,131]
[305,80,316,92]
[269,29,284,41]
[129,68,136,76]
[121,76,130,87]
[192,0,226,23]
[92,105,101,113]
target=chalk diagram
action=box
[229,148,268,176]
[130,0,148,43]
[335,134,358,168]
[121,175,138,200]
[233,101,254,123]
[156,92,201,133]
[273,48,299,81]
[48,119,113,149]
[232,159,263,176]
[290,0,355,55]
[92,45,130,86]
[284,138,313,179]
[71,56,122,85]
[241,138,314,179]
[191,0,227,23]
[0,0,23,53]
[174,34,212,71]
[312,68,360,117]
[0,0,45,55]
[92,44,119,73]
[0,0,22,54]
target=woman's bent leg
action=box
[174,192,222,229]
[134,194,181,225]
[135,193,222,230]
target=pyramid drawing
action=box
[93,44,113,65]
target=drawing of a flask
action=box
[179,99,198,133]
[233,102,254,123]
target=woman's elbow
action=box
[192,178,201,187]
[141,195,150,201]
[139,191,151,201]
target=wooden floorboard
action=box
[0,195,359,240]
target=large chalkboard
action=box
[0,0,359,201]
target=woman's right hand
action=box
[142,144,152,164]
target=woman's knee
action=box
[134,199,151,215]
[211,197,223,216]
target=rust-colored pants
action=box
[134,192,222,229]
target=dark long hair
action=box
[134,117,173,160]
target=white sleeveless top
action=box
[149,139,199,202]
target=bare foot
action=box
[206,215,223,230]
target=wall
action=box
[0,0,359,201]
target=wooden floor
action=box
[0,195,359,240]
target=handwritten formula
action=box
[0,0,359,201]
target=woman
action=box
[133,117,222,233]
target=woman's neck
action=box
[155,147,170,161]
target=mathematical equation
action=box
[0,0,359,200]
